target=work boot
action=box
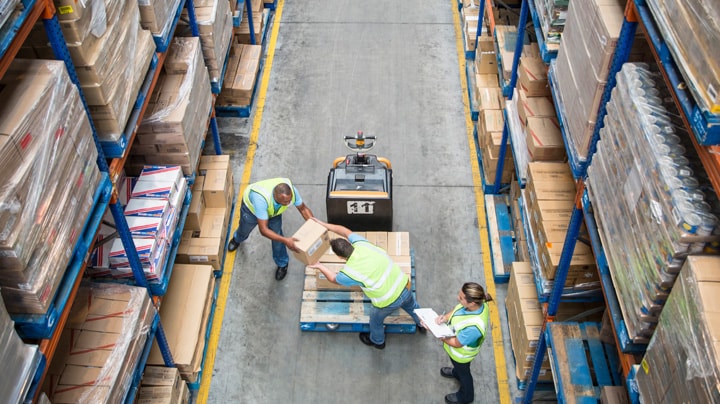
[359,332,385,349]
[227,239,239,252]
[441,367,457,379]
[275,265,288,281]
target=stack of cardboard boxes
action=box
[506,262,603,384]
[478,106,514,185]
[43,284,156,402]
[216,44,262,107]
[177,155,234,271]
[176,0,233,85]
[147,264,215,384]
[55,0,156,143]
[0,60,102,314]
[524,162,598,287]
[236,0,264,44]
[138,0,184,37]
[137,366,190,404]
[130,37,214,176]
[517,56,565,162]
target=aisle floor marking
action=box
[450,2,510,402]
[197,0,287,401]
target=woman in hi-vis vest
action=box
[435,282,492,404]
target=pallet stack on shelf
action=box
[471,0,720,402]
[0,0,245,401]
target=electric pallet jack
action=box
[326,131,393,231]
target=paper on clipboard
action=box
[414,308,455,338]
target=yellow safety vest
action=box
[341,240,408,308]
[443,302,489,363]
[243,178,295,218]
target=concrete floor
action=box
[207,1,524,402]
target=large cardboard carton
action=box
[526,116,565,161]
[518,56,550,96]
[292,220,331,265]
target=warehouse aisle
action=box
[205,1,517,402]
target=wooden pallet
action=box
[299,264,417,333]
[546,322,623,403]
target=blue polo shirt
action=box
[454,306,484,347]
[249,186,304,220]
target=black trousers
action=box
[451,357,474,402]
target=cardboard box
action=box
[291,220,331,265]
[600,386,630,404]
[518,56,550,96]
[148,264,215,378]
[387,232,410,256]
[526,116,565,161]
[198,155,231,174]
[203,169,231,208]
[477,87,505,111]
[475,74,499,89]
[517,89,555,124]
[186,176,206,231]
[176,237,223,270]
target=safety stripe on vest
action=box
[342,243,402,306]
[447,316,487,359]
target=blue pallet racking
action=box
[264,0,278,10]
[0,0,38,58]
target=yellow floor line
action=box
[450,2,510,403]
[196,1,286,401]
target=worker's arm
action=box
[296,202,314,221]
[257,218,300,252]
[440,336,463,348]
[311,218,352,238]
[308,262,338,283]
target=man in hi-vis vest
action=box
[227,178,314,281]
[433,282,492,404]
[309,218,424,349]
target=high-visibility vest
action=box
[243,178,295,218]
[443,302,489,363]
[341,241,408,308]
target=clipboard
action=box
[414,308,455,338]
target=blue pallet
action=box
[466,62,479,122]
[580,191,648,354]
[153,0,185,52]
[527,0,558,64]
[13,173,112,339]
[633,2,720,145]
[300,264,418,333]
[626,364,641,404]
[123,314,160,404]
[0,0,38,59]
[187,276,221,391]
[545,322,623,404]
[485,194,514,283]
[547,60,584,179]
[264,0,278,10]
[517,193,603,304]
[100,53,160,158]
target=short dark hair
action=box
[330,238,354,259]
[274,183,292,198]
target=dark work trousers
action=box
[451,357,474,403]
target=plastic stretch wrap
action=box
[645,0,720,114]
[138,0,183,36]
[43,282,155,403]
[0,59,101,314]
[79,0,156,142]
[135,37,212,175]
[55,0,124,44]
[0,292,41,403]
[176,0,233,84]
[0,0,21,31]
[534,0,568,45]
[506,89,529,184]
[586,63,720,342]
[636,256,720,403]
